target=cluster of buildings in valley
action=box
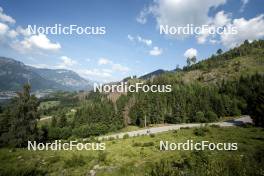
[0,89,55,101]
[0,91,17,100]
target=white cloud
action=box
[0,7,16,24]
[136,7,150,24]
[102,69,113,73]
[58,56,77,68]
[16,26,31,36]
[240,0,249,12]
[137,36,152,46]
[11,34,61,53]
[98,58,111,65]
[138,0,264,48]
[7,29,18,38]
[31,56,77,70]
[184,48,197,58]
[196,11,231,44]
[140,0,226,27]
[213,11,231,27]
[78,69,112,78]
[127,34,134,41]
[0,22,9,35]
[195,11,264,47]
[128,34,152,46]
[85,58,91,62]
[112,63,130,72]
[27,34,61,50]
[220,15,264,48]
[97,58,130,73]
[149,46,163,56]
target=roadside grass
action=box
[0,126,264,175]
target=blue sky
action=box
[0,0,264,82]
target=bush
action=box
[180,127,190,130]
[108,136,116,141]
[194,111,206,122]
[242,123,254,128]
[147,159,178,176]
[0,164,47,176]
[132,142,142,147]
[72,123,109,138]
[98,151,108,163]
[205,111,218,122]
[193,127,210,136]
[210,124,220,128]
[47,127,61,140]
[60,127,72,139]
[150,133,155,138]
[47,127,72,140]
[142,142,154,147]
[123,134,129,139]
[64,154,85,168]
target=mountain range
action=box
[0,57,92,91]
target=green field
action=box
[0,126,263,176]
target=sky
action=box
[0,0,264,82]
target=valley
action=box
[0,40,264,176]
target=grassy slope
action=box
[182,54,264,83]
[0,126,263,175]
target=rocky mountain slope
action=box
[0,57,92,91]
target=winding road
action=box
[97,116,252,140]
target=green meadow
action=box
[0,126,263,176]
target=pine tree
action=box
[8,84,40,147]
[217,49,223,55]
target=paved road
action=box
[97,116,252,140]
[39,116,52,121]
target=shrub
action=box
[47,155,61,164]
[60,127,72,139]
[205,111,218,122]
[98,151,108,163]
[0,164,47,176]
[242,123,253,128]
[64,154,85,168]
[108,136,116,141]
[123,134,129,139]
[195,111,206,123]
[180,127,190,130]
[147,159,178,176]
[132,142,142,147]
[193,127,210,136]
[210,124,220,128]
[142,142,154,147]
[47,127,61,140]
[150,133,155,138]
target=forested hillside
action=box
[70,40,264,137]
[57,40,264,139]
[127,40,264,127]
[0,40,264,145]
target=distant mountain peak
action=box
[139,69,166,80]
[0,56,93,91]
